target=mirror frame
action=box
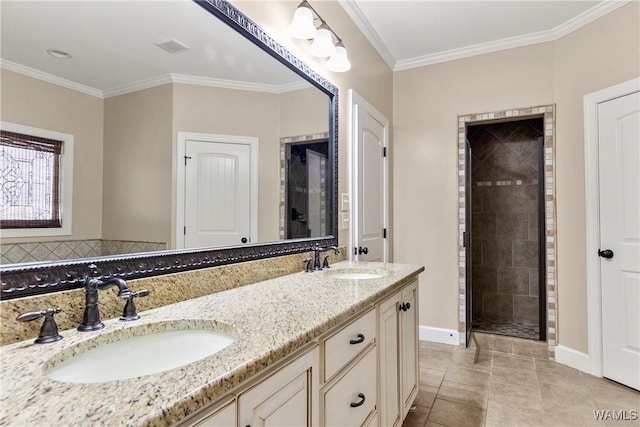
[0,0,338,300]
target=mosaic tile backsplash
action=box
[0,239,166,264]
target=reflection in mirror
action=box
[0,0,332,266]
[281,135,330,239]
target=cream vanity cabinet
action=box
[238,347,319,426]
[177,279,419,427]
[378,280,419,427]
[320,308,377,427]
[177,346,318,427]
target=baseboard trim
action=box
[419,325,460,345]
[554,345,594,375]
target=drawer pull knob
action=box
[350,393,366,408]
[349,333,365,345]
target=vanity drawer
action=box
[324,308,375,381]
[323,346,377,427]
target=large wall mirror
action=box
[0,0,338,299]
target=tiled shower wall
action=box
[279,133,329,239]
[0,240,166,264]
[458,105,557,358]
[468,119,543,327]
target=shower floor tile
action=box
[473,317,539,340]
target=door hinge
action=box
[184,155,192,166]
[463,231,467,248]
[383,147,387,157]
[383,228,387,239]
[183,226,186,235]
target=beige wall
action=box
[393,3,639,353]
[172,83,282,243]
[0,70,104,244]
[1,74,331,249]
[279,87,329,138]
[553,3,640,352]
[102,84,173,244]
[107,82,329,246]
[230,0,394,245]
[393,43,555,335]
[1,1,393,252]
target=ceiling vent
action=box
[154,38,190,54]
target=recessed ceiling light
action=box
[47,49,72,59]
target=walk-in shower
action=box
[466,118,546,341]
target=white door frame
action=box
[584,77,640,377]
[175,131,259,249]
[348,90,390,262]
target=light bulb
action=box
[327,43,351,72]
[288,4,317,40]
[310,25,335,58]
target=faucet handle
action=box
[322,255,331,269]
[302,258,313,273]
[120,289,149,321]
[17,307,63,344]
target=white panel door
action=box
[185,140,251,248]
[355,104,386,262]
[599,91,640,390]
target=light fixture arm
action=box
[297,0,344,46]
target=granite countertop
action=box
[0,261,423,427]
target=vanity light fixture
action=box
[288,1,351,72]
[46,49,72,59]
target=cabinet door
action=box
[400,281,418,417]
[177,397,236,427]
[238,347,318,427]
[378,291,401,427]
[194,399,236,427]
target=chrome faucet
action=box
[312,243,340,271]
[78,272,131,332]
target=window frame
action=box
[0,122,74,238]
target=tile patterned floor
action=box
[402,341,640,427]
[473,318,540,340]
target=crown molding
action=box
[0,59,103,98]
[395,0,630,71]
[552,0,630,39]
[337,0,396,70]
[103,75,173,98]
[394,29,556,71]
[170,73,311,94]
[1,59,310,98]
[338,0,630,72]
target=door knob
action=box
[358,246,369,255]
[241,237,248,243]
[598,249,614,259]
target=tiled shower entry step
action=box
[469,330,549,359]
[473,317,539,340]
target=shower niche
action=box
[466,118,545,341]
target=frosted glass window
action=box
[0,130,62,228]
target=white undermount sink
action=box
[332,272,384,280]
[325,268,387,280]
[46,321,235,383]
